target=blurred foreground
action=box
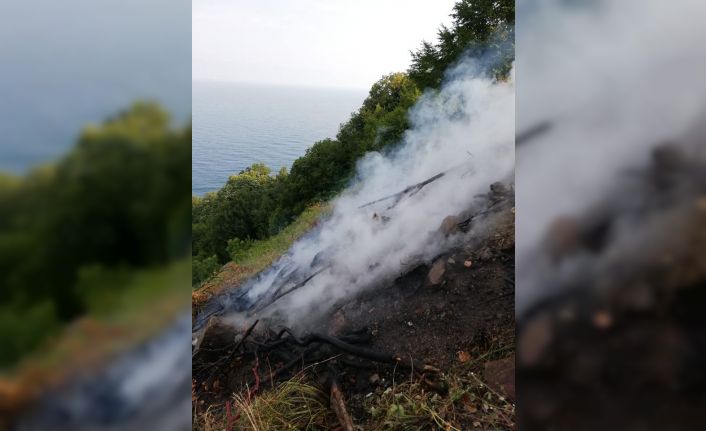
[516,0,706,428]
[0,104,191,430]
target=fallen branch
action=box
[516,121,552,146]
[259,344,323,388]
[330,377,355,431]
[359,172,447,209]
[235,320,259,352]
[248,355,260,400]
[272,327,440,374]
[457,194,512,231]
[194,319,260,381]
[250,266,329,315]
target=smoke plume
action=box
[212,57,515,330]
[516,0,706,313]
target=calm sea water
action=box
[192,81,366,195]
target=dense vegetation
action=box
[192,0,515,286]
[192,73,420,270]
[0,103,191,366]
[409,0,515,88]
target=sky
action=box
[193,0,457,90]
[0,0,191,170]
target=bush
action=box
[191,0,516,278]
[193,254,221,286]
[226,238,255,264]
[0,302,59,367]
[0,102,191,366]
[409,0,515,89]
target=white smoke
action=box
[516,0,706,312]
[225,57,515,328]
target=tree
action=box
[409,0,515,89]
[0,101,191,364]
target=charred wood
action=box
[330,377,356,431]
[359,172,446,209]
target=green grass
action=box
[194,374,335,431]
[193,353,516,431]
[232,203,329,266]
[361,366,515,430]
[77,258,191,321]
[193,203,330,305]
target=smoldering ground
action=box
[194,56,515,336]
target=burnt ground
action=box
[517,143,706,430]
[193,197,516,430]
[332,216,514,371]
[517,207,706,431]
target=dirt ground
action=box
[516,143,706,430]
[193,193,516,430]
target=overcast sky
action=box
[0,0,190,170]
[193,0,457,89]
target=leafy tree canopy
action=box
[409,0,515,89]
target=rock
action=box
[369,373,381,385]
[490,181,509,195]
[427,259,446,285]
[483,355,515,400]
[439,215,459,236]
[330,310,346,335]
[557,305,576,322]
[616,283,655,311]
[592,310,613,329]
[476,246,492,261]
[652,143,686,172]
[646,324,689,389]
[697,196,706,212]
[518,312,553,367]
[545,215,580,259]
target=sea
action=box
[192,81,366,196]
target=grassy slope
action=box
[192,202,330,308]
[0,259,191,416]
[194,331,514,431]
[191,203,516,430]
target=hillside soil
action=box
[193,195,516,430]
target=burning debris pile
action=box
[193,57,516,429]
[15,314,192,431]
[193,182,516,429]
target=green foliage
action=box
[192,0,514,288]
[284,73,420,212]
[193,204,329,290]
[192,163,281,263]
[0,102,191,368]
[192,72,421,269]
[0,302,59,366]
[409,0,515,89]
[192,254,221,286]
[227,238,255,263]
[231,203,327,269]
[74,259,191,318]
